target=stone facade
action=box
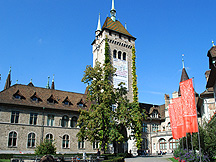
[0,84,97,154]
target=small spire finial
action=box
[30,78,32,83]
[9,66,11,74]
[182,54,185,68]
[46,76,50,89]
[125,23,127,30]
[51,74,55,90]
[52,74,54,82]
[212,40,215,47]
[110,0,116,21]
[16,80,18,84]
[96,13,102,32]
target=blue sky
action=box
[0,0,215,105]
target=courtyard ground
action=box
[125,155,173,162]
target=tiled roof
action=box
[139,103,165,119]
[102,17,135,39]
[0,84,90,112]
[207,46,216,58]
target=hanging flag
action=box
[180,78,198,133]
[168,103,179,139]
[172,97,186,138]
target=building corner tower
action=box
[91,0,136,103]
[91,0,138,154]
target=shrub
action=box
[35,140,56,155]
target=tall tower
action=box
[92,0,136,102]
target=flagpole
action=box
[186,133,188,152]
[192,77,202,162]
[191,133,193,151]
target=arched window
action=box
[8,131,17,147]
[113,50,117,58]
[27,133,36,148]
[71,116,78,128]
[118,51,121,59]
[141,138,148,150]
[46,134,53,143]
[159,139,167,150]
[169,138,179,150]
[61,115,69,127]
[62,135,69,149]
[123,52,126,61]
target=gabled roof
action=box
[102,17,136,39]
[0,84,90,112]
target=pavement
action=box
[125,155,173,162]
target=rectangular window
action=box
[47,115,54,126]
[11,111,19,123]
[93,142,99,149]
[78,141,85,149]
[152,124,159,132]
[29,113,37,125]
[142,123,147,132]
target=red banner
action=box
[172,97,186,138]
[168,103,179,139]
[180,78,198,133]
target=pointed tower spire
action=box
[51,75,55,90]
[110,0,116,21]
[46,76,50,89]
[178,56,189,96]
[182,54,185,68]
[96,13,102,32]
[4,67,11,90]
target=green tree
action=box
[189,115,216,160]
[35,140,56,155]
[77,38,128,153]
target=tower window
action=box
[118,51,121,59]
[109,31,112,36]
[119,34,121,39]
[113,50,117,58]
[123,52,126,61]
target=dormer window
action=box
[79,103,83,107]
[13,90,25,100]
[62,97,72,106]
[77,99,86,108]
[30,92,42,102]
[14,95,21,99]
[32,97,38,102]
[152,110,158,118]
[47,95,58,104]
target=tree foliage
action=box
[130,46,146,149]
[77,40,146,153]
[77,38,129,153]
[35,140,56,155]
[180,115,216,161]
